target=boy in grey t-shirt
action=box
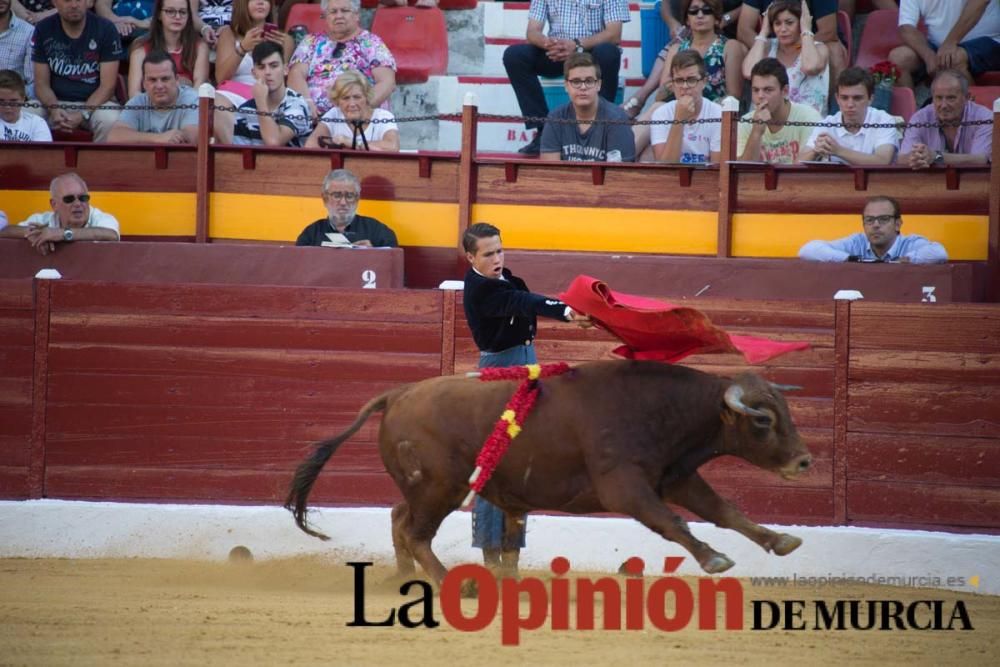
[540,52,635,162]
[106,51,199,144]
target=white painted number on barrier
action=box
[922,286,937,303]
[363,269,377,289]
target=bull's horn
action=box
[769,382,803,393]
[724,384,769,417]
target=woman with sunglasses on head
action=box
[128,0,210,98]
[742,0,829,115]
[305,70,399,151]
[215,0,292,106]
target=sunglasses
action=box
[687,6,715,16]
[61,194,91,204]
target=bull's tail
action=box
[284,391,393,540]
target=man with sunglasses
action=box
[540,52,635,162]
[295,168,397,248]
[0,172,120,255]
[798,195,947,263]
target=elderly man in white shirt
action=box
[0,172,119,255]
[799,66,898,165]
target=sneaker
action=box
[517,134,541,155]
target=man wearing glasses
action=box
[296,168,398,248]
[649,49,722,163]
[540,52,635,162]
[503,0,630,156]
[798,195,948,263]
[0,172,120,255]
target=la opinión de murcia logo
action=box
[346,557,974,645]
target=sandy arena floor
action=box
[0,556,997,666]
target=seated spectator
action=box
[739,0,847,111]
[539,52,635,162]
[799,67,898,164]
[106,51,198,143]
[94,0,152,46]
[799,195,947,263]
[305,70,400,151]
[899,69,992,169]
[297,168,398,248]
[11,0,55,26]
[0,172,120,255]
[838,0,897,22]
[659,0,746,103]
[1,0,34,94]
[127,0,209,99]
[502,0,629,155]
[288,0,396,120]
[188,0,232,45]
[0,69,52,141]
[648,49,722,163]
[737,58,820,163]
[215,0,292,107]
[742,0,829,115]
[890,0,1000,89]
[30,0,124,142]
[0,209,6,228]
[215,41,312,146]
[662,0,742,40]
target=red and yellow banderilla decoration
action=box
[461,362,572,507]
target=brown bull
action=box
[286,360,812,583]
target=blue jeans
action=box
[470,343,537,549]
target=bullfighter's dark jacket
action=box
[463,267,569,353]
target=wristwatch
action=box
[81,109,92,122]
[573,38,584,53]
[722,12,731,25]
[63,228,74,242]
[933,150,944,164]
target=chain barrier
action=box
[3,99,993,130]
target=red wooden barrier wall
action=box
[1,280,998,534]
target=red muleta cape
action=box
[559,275,809,364]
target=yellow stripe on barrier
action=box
[0,190,196,236]
[209,194,458,246]
[732,213,988,260]
[471,204,718,254]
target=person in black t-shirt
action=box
[295,168,398,248]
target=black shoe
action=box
[517,134,541,155]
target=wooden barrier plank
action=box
[0,468,29,498]
[695,485,836,524]
[0,280,34,309]
[50,283,442,322]
[0,145,197,191]
[849,303,1000,351]
[847,433,1000,487]
[849,349,1000,383]
[847,480,1000,529]
[212,150,460,203]
[475,163,719,210]
[0,436,30,467]
[848,382,1000,438]
[700,456,832,488]
[49,315,442,354]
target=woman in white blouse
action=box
[305,71,400,151]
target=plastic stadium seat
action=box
[371,7,448,84]
[285,4,325,34]
[969,86,1000,110]
[975,72,1000,86]
[855,9,901,71]
[363,1,477,7]
[837,10,852,65]
[889,85,916,122]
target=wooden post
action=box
[28,278,54,499]
[988,100,999,301]
[832,297,853,525]
[456,93,479,276]
[439,289,456,377]
[195,83,215,244]
[717,98,739,258]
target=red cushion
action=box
[285,4,325,34]
[371,7,448,84]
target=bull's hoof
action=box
[772,534,802,556]
[701,553,735,574]
[460,578,479,599]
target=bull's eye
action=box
[753,414,774,430]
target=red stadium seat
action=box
[363,0,477,7]
[837,10,853,65]
[969,86,1000,110]
[889,85,916,122]
[975,72,1000,86]
[371,7,448,84]
[855,9,901,71]
[285,3,325,34]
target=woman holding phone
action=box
[215,0,293,105]
[128,0,210,98]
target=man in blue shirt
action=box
[798,195,948,263]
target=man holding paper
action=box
[295,168,398,248]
